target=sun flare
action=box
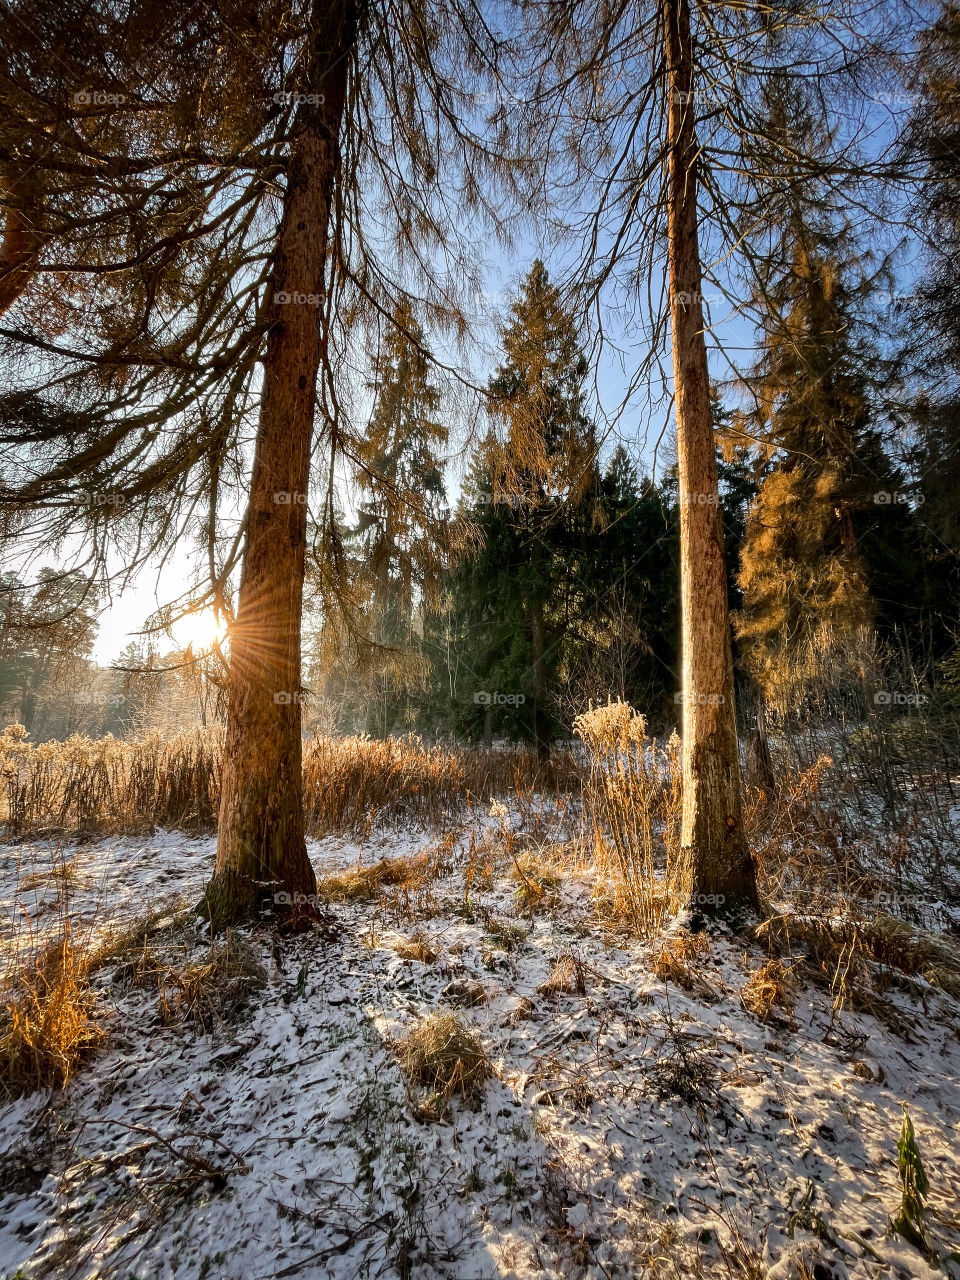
[172,609,229,653]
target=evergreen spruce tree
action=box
[446,262,601,756]
[346,301,449,735]
[575,444,679,721]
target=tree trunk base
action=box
[196,870,275,931]
[198,866,331,934]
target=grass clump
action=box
[397,1011,490,1117]
[510,852,561,914]
[537,954,587,997]
[0,927,102,1097]
[394,933,438,964]
[319,853,437,903]
[574,702,682,937]
[157,930,267,1030]
[757,911,960,1013]
[740,958,797,1022]
[651,932,711,990]
[484,916,529,951]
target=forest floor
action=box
[1,805,960,1280]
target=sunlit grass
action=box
[0,725,582,839]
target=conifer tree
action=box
[735,244,876,715]
[573,444,679,720]
[448,262,601,756]
[733,89,913,719]
[0,0,516,925]
[353,300,448,648]
[322,300,449,736]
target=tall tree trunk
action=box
[202,0,360,928]
[747,691,776,796]
[664,0,758,911]
[0,172,43,317]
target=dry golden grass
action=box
[393,932,438,964]
[0,724,219,836]
[0,724,582,839]
[510,850,562,914]
[537,954,587,997]
[302,735,580,834]
[157,931,267,1030]
[0,925,103,1096]
[89,900,193,992]
[92,900,190,964]
[864,914,960,999]
[574,702,682,937]
[759,911,960,1009]
[484,916,528,951]
[396,1011,490,1116]
[319,853,436,903]
[18,856,82,893]
[651,932,711,990]
[739,958,797,1021]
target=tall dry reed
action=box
[574,701,682,935]
[0,725,582,839]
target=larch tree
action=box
[733,75,928,721]
[734,239,879,718]
[512,0,911,911]
[0,0,520,926]
[661,0,755,906]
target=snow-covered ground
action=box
[1,819,960,1280]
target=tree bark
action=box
[202,0,360,928]
[663,0,758,912]
[747,691,776,796]
[0,172,43,317]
